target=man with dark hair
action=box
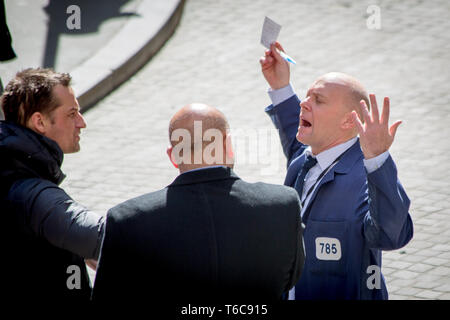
[2,68,71,126]
[0,68,104,301]
[92,103,305,305]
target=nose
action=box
[300,97,311,111]
[77,112,87,129]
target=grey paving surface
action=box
[58,0,450,299]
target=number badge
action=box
[315,237,342,261]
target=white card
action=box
[260,16,281,49]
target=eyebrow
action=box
[67,106,80,113]
[315,92,326,99]
[306,90,327,99]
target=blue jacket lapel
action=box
[284,153,306,186]
[301,140,364,221]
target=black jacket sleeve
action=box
[285,187,305,292]
[8,178,105,259]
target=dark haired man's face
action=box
[44,85,86,153]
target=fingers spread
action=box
[360,100,371,124]
[369,94,380,123]
[380,97,390,125]
[389,120,402,138]
[352,111,364,133]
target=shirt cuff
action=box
[363,151,390,174]
[268,83,295,106]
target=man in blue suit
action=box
[259,42,413,300]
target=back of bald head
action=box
[169,103,229,149]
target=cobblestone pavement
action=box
[60,0,450,299]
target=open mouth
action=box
[300,118,312,127]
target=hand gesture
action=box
[259,42,290,90]
[352,94,402,159]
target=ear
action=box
[166,146,178,169]
[27,112,48,135]
[225,133,234,164]
[341,111,356,130]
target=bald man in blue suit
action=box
[259,42,413,300]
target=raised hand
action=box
[352,94,402,159]
[259,42,290,90]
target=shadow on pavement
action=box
[43,0,139,68]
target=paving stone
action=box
[408,241,436,250]
[412,281,441,290]
[394,287,422,297]
[414,290,444,300]
[389,294,409,300]
[422,257,450,267]
[407,263,434,273]
[437,293,450,300]
[413,274,444,284]
[391,270,420,281]
[381,267,396,276]
[401,254,429,264]
[431,244,450,252]
[429,266,450,277]
[416,250,445,259]
[388,261,413,270]
[385,284,399,294]
[434,284,450,292]
[389,279,417,288]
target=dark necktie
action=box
[293,155,317,300]
[293,155,318,199]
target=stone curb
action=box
[71,0,185,112]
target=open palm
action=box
[352,94,402,159]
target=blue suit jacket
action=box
[266,95,413,300]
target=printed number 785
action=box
[319,242,337,254]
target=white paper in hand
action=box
[260,16,296,64]
[261,16,281,49]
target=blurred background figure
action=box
[0,0,15,63]
[0,0,16,117]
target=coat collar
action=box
[0,120,66,185]
[170,166,240,187]
[328,138,364,175]
[306,137,358,173]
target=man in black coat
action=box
[0,68,104,301]
[92,104,305,305]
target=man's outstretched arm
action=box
[353,95,413,249]
[260,42,306,164]
[8,178,105,260]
